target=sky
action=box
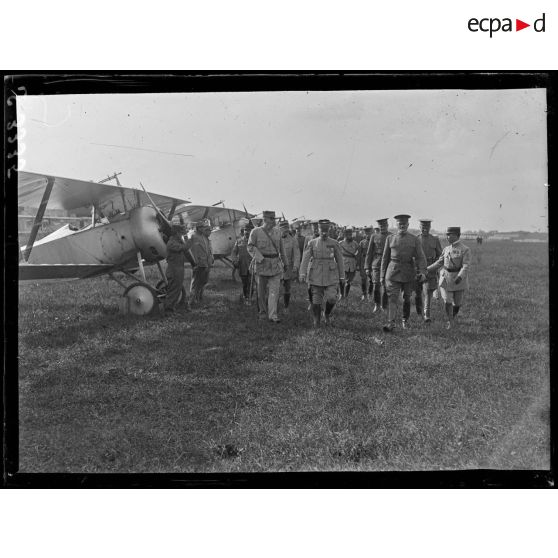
[17,88,548,232]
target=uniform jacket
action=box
[381,232,427,283]
[281,233,301,280]
[231,237,252,276]
[247,226,288,276]
[338,239,360,272]
[357,237,371,272]
[300,236,344,287]
[418,233,443,265]
[189,231,214,268]
[427,240,471,291]
[365,232,391,271]
[166,235,194,267]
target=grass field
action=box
[17,240,549,472]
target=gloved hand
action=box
[299,274,306,283]
[365,269,371,278]
[455,276,462,285]
[417,273,427,283]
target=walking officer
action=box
[365,218,391,313]
[427,226,471,329]
[381,214,427,331]
[231,223,254,304]
[189,219,214,306]
[357,226,373,301]
[300,219,344,327]
[279,220,301,313]
[164,224,196,314]
[339,227,360,298]
[247,210,288,323]
[415,218,443,323]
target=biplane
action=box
[18,170,192,315]
[174,204,254,271]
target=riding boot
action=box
[453,305,460,317]
[284,293,291,309]
[415,293,423,316]
[344,283,351,298]
[445,302,453,329]
[312,304,321,327]
[324,301,335,324]
[402,298,411,321]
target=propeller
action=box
[139,181,172,236]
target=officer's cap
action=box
[446,227,461,235]
[376,218,389,224]
[344,227,354,234]
[394,214,411,221]
[262,210,276,219]
[364,226,373,232]
[419,218,433,223]
[318,219,331,230]
[279,220,290,230]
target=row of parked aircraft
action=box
[18,170,260,315]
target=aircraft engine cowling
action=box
[130,206,168,262]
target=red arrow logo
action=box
[516,19,530,31]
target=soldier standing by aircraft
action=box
[189,219,214,306]
[357,226,373,302]
[381,214,427,332]
[164,224,196,314]
[415,219,443,323]
[300,219,344,328]
[232,223,254,304]
[279,220,300,314]
[247,210,288,323]
[365,218,391,313]
[427,227,472,329]
[338,228,360,298]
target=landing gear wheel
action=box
[122,283,160,316]
[155,280,186,305]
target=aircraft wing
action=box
[19,263,117,281]
[175,204,254,226]
[18,171,190,218]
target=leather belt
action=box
[443,266,462,272]
[262,254,279,258]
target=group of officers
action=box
[163,211,472,332]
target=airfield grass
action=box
[17,241,549,472]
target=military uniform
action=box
[357,229,373,300]
[415,226,443,321]
[365,223,391,311]
[381,215,427,330]
[300,221,344,327]
[338,235,360,298]
[189,225,214,305]
[427,230,471,327]
[247,215,288,322]
[231,233,253,302]
[164,228,195,312]
[280,225,301,311]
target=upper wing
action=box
[175,204,254,226]
[18,171,190,218]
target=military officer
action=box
[231,223,254,304]
[357,226,373,301]
[300,219,344,327]
[188,219,214,306]
[380,214,427,331]
[164,224,196,313]
[338,227,360,298]
[279,220,301,313]
[415,219,443,323]
[247,210,288,323]
[365,218,391,313]
[427,227,471,329]
[303,221,320,309]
